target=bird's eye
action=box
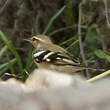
[32,37,37,41]
[31,37,42,42]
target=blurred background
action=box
[0,0,110,81]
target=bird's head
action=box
[24,35,52,48]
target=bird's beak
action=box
[23,38,32,43]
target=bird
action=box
[24,35,101,74]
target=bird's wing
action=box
[44,44,81,65]
[52,51,80,66]
[33,50,104,71]
[33,50,51,63]
[33,49,80,66]
[63,52,80,65]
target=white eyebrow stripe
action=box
[43,52,55,60]
[36,38,44,42]
[33,51,46,58]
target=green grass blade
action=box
[66,40,79,50]
[0,30,23,74]
[60,36,75,46]
[43,5,66,35]
[0,45,8,59]
[6,51,15,74]
[0,58,16,70]
[0,67,9,76]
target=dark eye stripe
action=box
[32,38,36,41]
[32,37,39,41]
